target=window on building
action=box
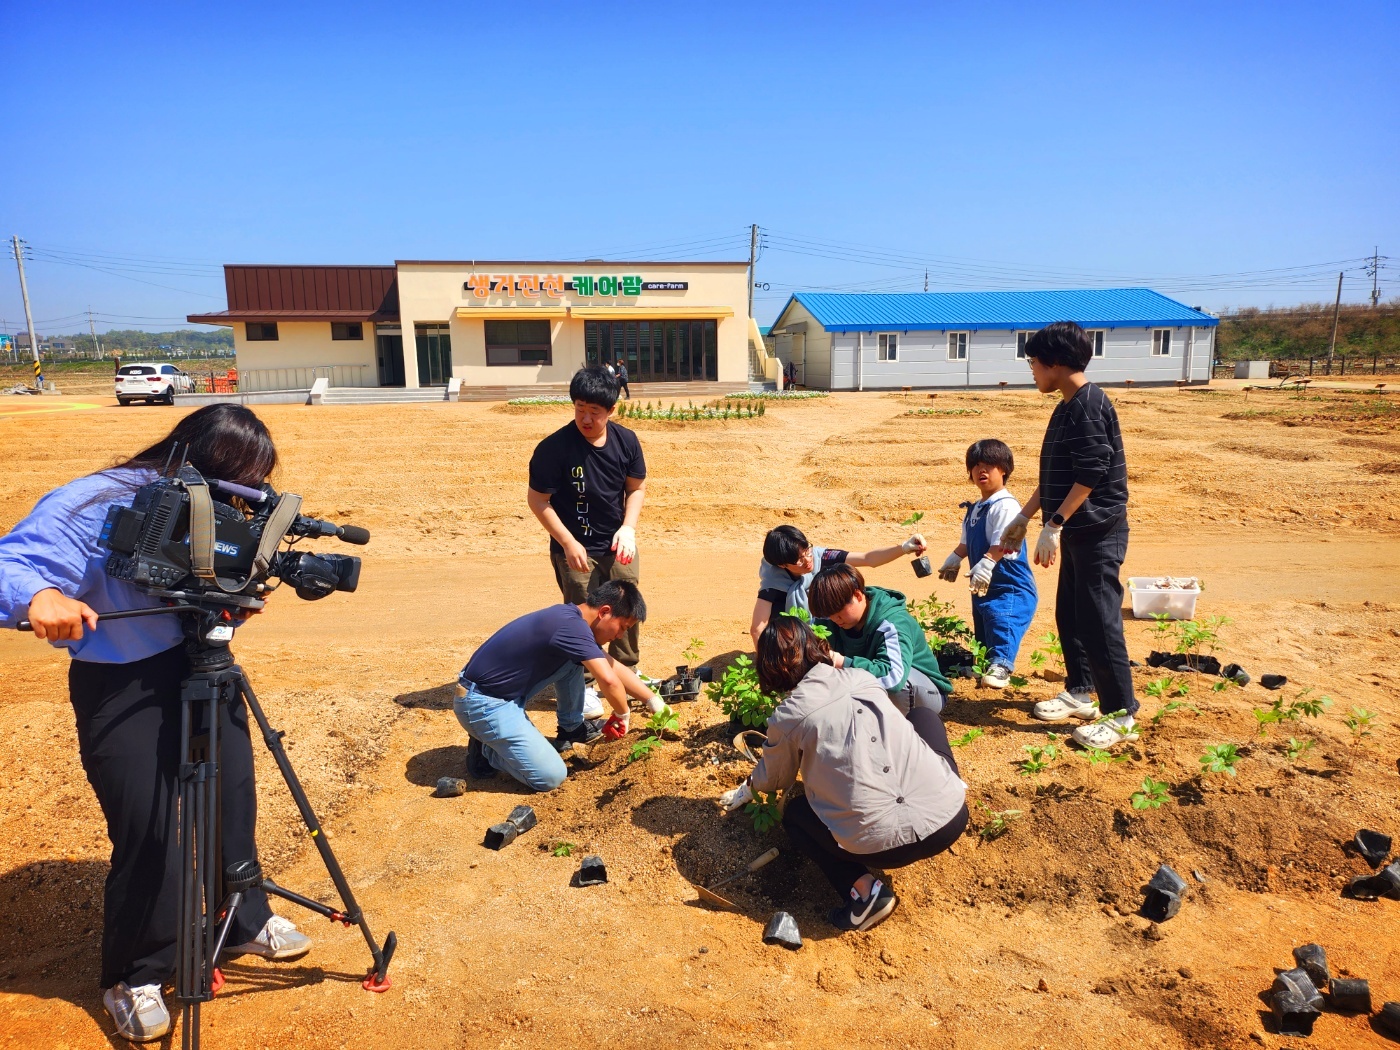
[246,322,278,341]
[583,319,716,381]
[331,322,363,341]
[1016,331,1030,359]
[877,333,898,361]
[1087,330,1105,357]
[485,320,552,365]
[947,332,968,361]
[1152,329,1172,356]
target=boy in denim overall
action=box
[937,439,1037,689]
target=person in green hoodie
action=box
[808,563,952,715]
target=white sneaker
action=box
[227,915,312,960]
[980,663,1013,689]
[103,982,170,1043]
[581,686,606,720]
[1073,716,1139,750]
[1032,690,1099,722]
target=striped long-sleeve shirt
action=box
[1038,382,1128,533]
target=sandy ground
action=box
[1,383,1399,1050]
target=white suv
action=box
[115,363,195,405]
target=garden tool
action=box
[695,847,779,911]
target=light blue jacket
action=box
[0,468,183,663]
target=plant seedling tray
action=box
[660,675,702,702]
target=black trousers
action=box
[781,707,970,899]
[1057,519,1139,717]
[70,646,272,989]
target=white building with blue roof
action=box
[767,288,1217,390]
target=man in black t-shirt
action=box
[998,321,1138,751]
[527,366,647,667]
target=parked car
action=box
[115,363,195,405]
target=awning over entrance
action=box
[453,307,569,319]
[569,306,733,320]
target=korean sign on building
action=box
[463,274,688,299]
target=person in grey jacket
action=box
[719,617,969,932]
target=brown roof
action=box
[188,265,398,325]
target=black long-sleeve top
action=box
[1038,382,1128,533]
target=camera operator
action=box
[0,405,313,1043]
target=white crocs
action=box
[1031,690,1099,722]
[581,686,606,720]
[1073,718,1139,750]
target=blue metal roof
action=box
[774,288,1218,333]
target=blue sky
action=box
[2,0,1396,333]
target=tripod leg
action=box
[235,670,396,988]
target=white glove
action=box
[644,694,666,714]
[901,533,926,554]
[999,513,1030,550]
[937,551,962,582]
[969,556,996,596]
[610,525,637,565]
[719,780,754,812]
[1034,523,1062,568]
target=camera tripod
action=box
[24,602,395,1050]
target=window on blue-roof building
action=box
[878,333,898,361]
[1087,330,1105,357]
[947,332,968,361]
[1152,330,1172,357]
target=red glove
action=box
[602,713,629,740]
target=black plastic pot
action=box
[1377,1001,1400,1039]
[484,805,537,850]
[911,555,932,578]
[1292,943,1329,988]
[1260,674,1288,690]
[1344,861,1400,900]
[762,911,802,950]
[1328,978,1372,1013]
[1221,662,1252,686]
[1355,828,1393,868]
[433,776,467,798]
[1141,864,1187,922]
[1274,968,1325,1011]
[663,675,702,702]
[576,855,608,887]
[1271,989,1319,1037]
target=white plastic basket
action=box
[1127,577,1201,620]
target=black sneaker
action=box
[554,718,604,752]
[466,736,496,780]
[828,879,898,932]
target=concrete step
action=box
[321,387,449,404]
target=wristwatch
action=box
[1049,512,1066,527]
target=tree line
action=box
[72,328,234,354]
[1216,302,1400,361]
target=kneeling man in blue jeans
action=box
[454,580,662,792]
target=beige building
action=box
[190,260,759,393]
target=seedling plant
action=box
[1019,734,1061,777]
[1253,688,1332,737]
[950,727,984,748]
[550,841,578,857]
[976,800,1022,841]
[707,655,782,728]
[681,637,705,665]
[1283,737,1315,763]
[780,605,832,641]
[1199,742,1242,777]
[1343,707,1378,743]
[1028,631,1065,678]
[901,511,924,528]
[1081,747,1129,768]
[627,705,682,762]
[745,789,782,834]
[1131,776,1171,810]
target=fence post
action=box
[1340,356,1346,376]
[1309,357,1314,375]
[1374,353,1378,375]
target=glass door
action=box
[414,323,452,386]
[375,325,405,387]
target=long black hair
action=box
[111,404,278,486]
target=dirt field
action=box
[2,383,1398,1050]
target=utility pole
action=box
[747,223,759,321]
[88,307,102,361]
[924,269,929,292]
[1369,247,1381,308]
[1326,271,1343,371]
[11,236,42,389]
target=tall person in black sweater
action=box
[998,322,1139,750]
[528,366,647,668]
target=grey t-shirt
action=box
[756,545,848,613]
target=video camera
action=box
[99,460,369,607]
